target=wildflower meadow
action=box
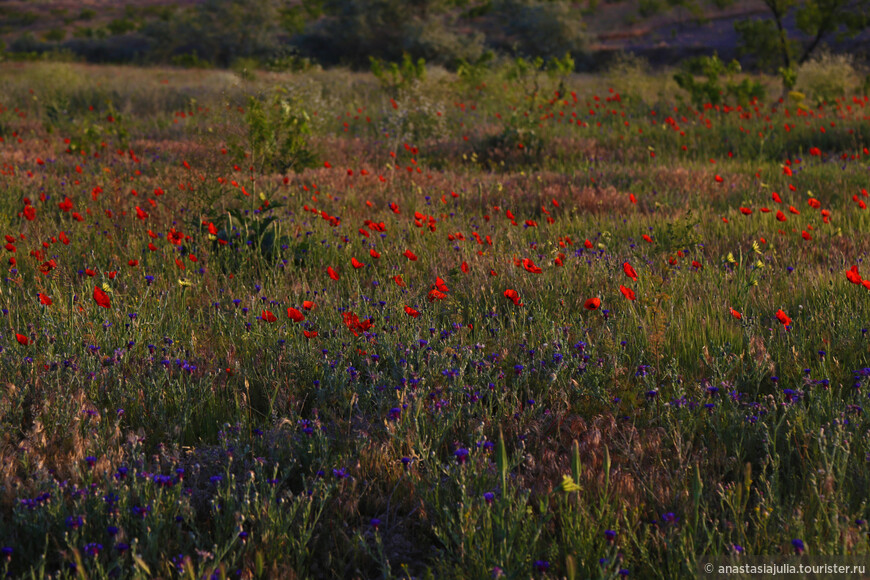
[0,58,869,578]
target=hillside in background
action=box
[2,0,857,70]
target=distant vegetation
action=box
[0,0,867,75]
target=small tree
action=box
[735,0,870,94]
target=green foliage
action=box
[495,0,589,61]
[232,92,318,175]
[106,18,137,36]
[279,0,325,35]
[796,52,861,105]
[304,0,484,68]
[43,28,66,43]
[639,0,664,17]
[736,0,870,87]
[456,50,495,95]
[734,18,796,73]
[141,0,284,68]
[370,53,427,98]
[674,55,765,107]
[170,52,213,69]
[207,205,292,268]
[655,210,703,260]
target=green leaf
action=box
[496,427,508,494]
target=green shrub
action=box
[494,0,588,61]
[796,51,861,105]
[370,53,426,98]
[229,92,319,175]
[298,0,483,68]
[674,54,765,107]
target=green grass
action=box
[0,61,868,579]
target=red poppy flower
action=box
[327,267,339,281]
[128,259,139,267]
[303,330,318,338]
[167,228,184,245]
[427,289,447,302]
[39,293,52,305]
[622,262,638,280]
[461,261,469,273]
[522,258,542,274]
[93,286,111,309]
[772,192,782,203]
[23,205,36,221]
[351,258,365,269]
[730,308,742,320]
[261,310,277,323]
[342,311,372,336]
[369,249,381,259]
[776,210,787,222]
[403,249,418,261]
[503,289,522,306]
[775,309,791,326]
[302,300,316,310]
[739,207,752,215]
[619,285,636,301]
[287,308,305,322]
[846,266,862,285]
[642,234,653,243]
[584,239,593,249]
[15,333,30,345]
[584,297,601,310]
[404,305,420,318]
[393,275,405,287]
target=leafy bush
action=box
[494,0,588,62]
[399,13,485,68]
[62,34,155,64]
[605,52,654,105]
[140,0,284,67]
[370,53,427,98]
[796,51,862,105]
[229,93,319,175]
[297,0,484,68]
[674,54,765,107]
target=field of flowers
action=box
[0,60,869,578]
